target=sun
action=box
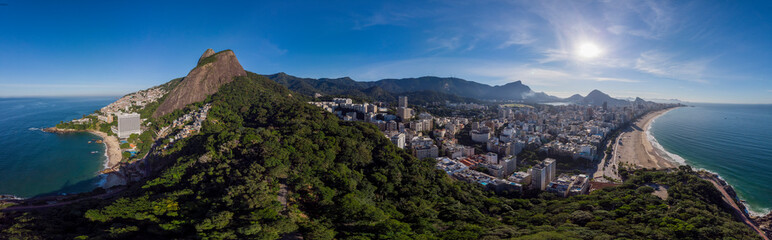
[577,42,602,59]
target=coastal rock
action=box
[42,127,80,133]
[153,49,246,118]
[752,212,772,239]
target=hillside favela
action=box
[1,1,772,239]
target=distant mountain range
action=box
[266,73,561,102]
[266,72,654,107]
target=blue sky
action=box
[1,0,771,103]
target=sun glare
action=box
[577,42,602,59]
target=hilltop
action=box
[153,49,246,118]
[563,89,641,107]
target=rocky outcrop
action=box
[198,49,215,64]
[42,127,86,133]
[153,49,246,118]
[752,213,772,239]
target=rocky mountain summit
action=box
[153,49,246,118]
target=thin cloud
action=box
[426,36,463,52]
[602,1,678,39]
[500,32,537,47]
[594,77,641,83]
[634,50,711,83]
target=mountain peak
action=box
[198,49,215,64]
[565,94,584,102]
[588,89,605,95]
[154,49,246,118]
[501,80,523,86]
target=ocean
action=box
[649,103,772,215]
[0,97,116,198]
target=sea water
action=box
[0,97,116,198]
[649,103,772,215]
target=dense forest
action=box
[0,73,759,239]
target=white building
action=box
[530,158,557,191]
[413,145,439,159]
[397,107,412,121]
[117,113,142,139]
[390,133,406,149]
[486,152,498,165]
[471,128,491,143]
[333,98,352,104]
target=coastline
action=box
[616,108,680,170]
[643,109,767,215]
[641,108,772,239]
[41,127,121,170]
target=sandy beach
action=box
[86,130,122,169]
[42,127,122,169]
[616,108,679,170]
[594,108,680,181]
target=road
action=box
[704,177,769,240]
[1,187,126,212]
[593,132,623,182]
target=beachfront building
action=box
[117,113,142,139]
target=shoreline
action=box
[640,108,772,239]
[615,108,680,170]
[642,109,770,216]
[42,127,122,171]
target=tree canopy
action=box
[0,73,759,240]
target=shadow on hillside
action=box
[30,176,104,198]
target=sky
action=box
[1,0,771,103]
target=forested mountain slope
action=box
[0,73,759,239]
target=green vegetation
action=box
[499,103,533,108]
[197,50,232,68]
[197,54,218,67]
[55,115,98,130]
[0,73,759,239]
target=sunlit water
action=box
[650,104,772,215]
[0,97,116,198]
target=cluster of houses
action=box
[159,103,212,146]
[307,95,673,197]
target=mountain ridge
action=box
[265,73,561,102]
